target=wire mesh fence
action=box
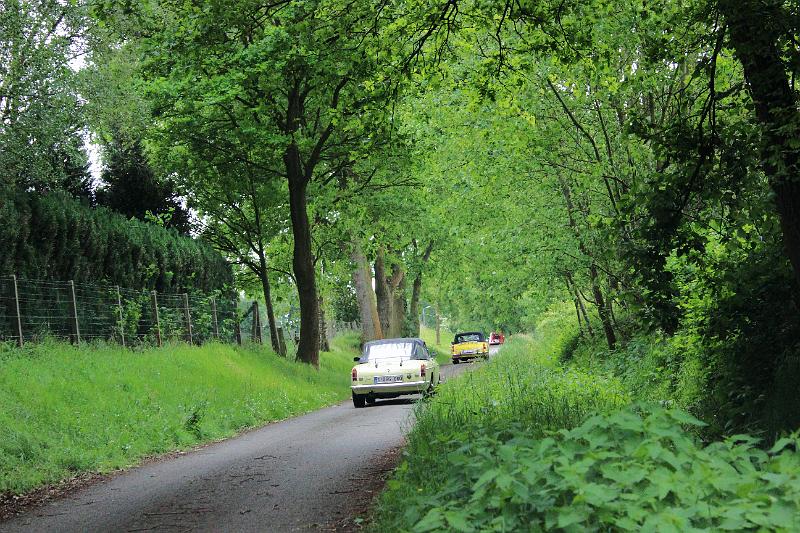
[0,275,261,348]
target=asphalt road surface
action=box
[1,361,477,533]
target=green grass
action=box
[0,334,358,495]
[420,325,454,366]
[372,310,630,531]
[372,307,800,531]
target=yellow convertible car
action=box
[351,338,441,408]
[451,331,489,363]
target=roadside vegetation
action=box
[0,334,357,495]
[419,325,455,366]
[373,310,800,531]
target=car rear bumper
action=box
[454,352,488,359]
[351,380,428,395]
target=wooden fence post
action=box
[183,293,193,344]
[277,326,287,356]
[68,280,80,345]
[211,297,219,339]
[11,275,23,347]
[234,316,242,345]
[116,286,125,347]
[151,290,162,347]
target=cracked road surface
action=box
[1,363,472,533]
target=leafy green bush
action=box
[388,406,800,532]
[374,311,800,532]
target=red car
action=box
[488,332,505,345]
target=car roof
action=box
[455,331,483,336]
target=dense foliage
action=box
[373,314,800,532]
[0,188,231,292]
[4,0,800,468]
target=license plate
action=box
[461,349,475,354]
[374,375,403,384]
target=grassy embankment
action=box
[420,325,455,366]
[373,307,800,531]
[0,334,358,495]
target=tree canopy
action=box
[3,0,800,435]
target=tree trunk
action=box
[374,248,392,336]
[407,241,434,338]
[573,297,584,336]
[391,265,407,337]
[409,273,423,337]
[565,271,594,336]
[350,240,383,342]
[435,309,441,345]
[721,0,800,292]
[590,263,616,350]
[318,294,330,352]
[374,247,406,338]
[285,142,320,368]
[257,252,283,355]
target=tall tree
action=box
[0,0,93,192]
[718,0,800,291]
[108,0,400,367]
[96,137,191,234]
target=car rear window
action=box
[363,342,415,361]
[455,333,484,343]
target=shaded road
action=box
[1,363,473,533]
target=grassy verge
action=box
[420,325,454,366]
[0,334,358,495]
[372,309,800,531]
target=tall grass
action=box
[0,334,357,494]
[372,308,800,531]
[372,311,629,531]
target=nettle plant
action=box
[407,406,800,532]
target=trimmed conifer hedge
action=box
[0,187,232,292]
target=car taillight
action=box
[352,367,357,381]
[483,343,487,350]
[420,363,426,377]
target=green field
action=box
[373,310,800,532]
[0,334,358,494]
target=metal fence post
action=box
[116,285,125,347]
[68,280,80,345]
[151,290,162,347]
[211,297,219,339]
[183,293,193,344]
[11,275,23,347]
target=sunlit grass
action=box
[0,334,358,494]
[420,325,455,365]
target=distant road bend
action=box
[2,362,474,532]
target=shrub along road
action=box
[1,362,473,532]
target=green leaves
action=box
[382,402,800,532]
[373,334,800,532]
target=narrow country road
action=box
[1,362,475,533]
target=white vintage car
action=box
[350,338,441,408]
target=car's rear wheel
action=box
[365,395,376,405]
[352,393,366,408]
[453,358,460,364]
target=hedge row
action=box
[0,187,232,292]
